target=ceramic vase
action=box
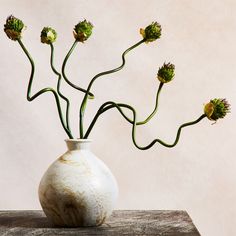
[38,139,118,227]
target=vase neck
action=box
[65,139,92,151]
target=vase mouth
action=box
[65,139,92,151]
[65,138,92,143]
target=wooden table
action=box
[0,210,201,235]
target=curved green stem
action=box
[84,100,206,150]
[50,43,71,132]
[61,40,94,99]
[17,39,73,139]
[84,81,163,137]
[132,113,207,150]
[79,39,146,138]
[136,82,163,125]
[84,101,131,138]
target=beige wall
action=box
[1,0,236,235]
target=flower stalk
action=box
[61,40,95,99]
[17,39,73,139]
[5,16,230,150]
[49,43,71,132]
[79,39,146,138]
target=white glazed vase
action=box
[38,139,118,227]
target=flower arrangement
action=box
[4,15,230,150]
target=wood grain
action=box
[0,210,201,235]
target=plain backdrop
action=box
[0,0,236,235]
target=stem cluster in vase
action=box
[4,15,230,150]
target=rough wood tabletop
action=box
[0,210,201,236]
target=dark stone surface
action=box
[0,210,201,235]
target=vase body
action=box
[38,139,118,227]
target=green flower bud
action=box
[40,27,57,44]
[140,22,161,43]
[204,98,230,121]
[73,20,93,42]
[4,15,25,41]
[157,63,175,83]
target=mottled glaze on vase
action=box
[38,139,118,227]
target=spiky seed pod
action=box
[73,20,93,42]
[4,15,25,41]
[40,27,57,44]
[140,22,162,43]
[204,98,230,121]
[157,63,175,83]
